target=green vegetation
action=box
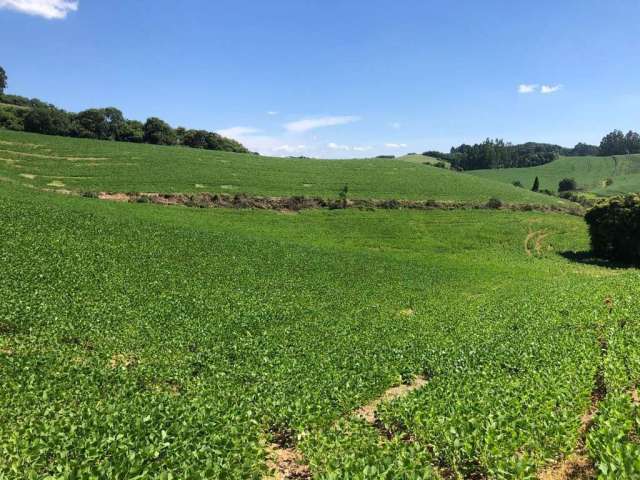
[469,154,640,197]
[0,66,247,154]
[585,195,640,265]
[0,130,570,206]
[1,130,640,479]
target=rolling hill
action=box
[0,129,569,206]
[469,154,640,196]
[2,127,640,478]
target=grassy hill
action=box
[469,154,640,196]
[0,129,568,206]
[397,153,449,167]
[2,128,640,478]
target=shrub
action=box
[605,178,614,187]
[512,180,524,188]
[558,178,577,192]
[486,197,503,209]
[532,177,540,192]
[585,195,640,264]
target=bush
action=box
[558,178,577,192]
[486,197,503,209]
[585,195,640,264]
[512,180,524,188]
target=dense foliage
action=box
[599,130,640,156]
[0,66,6,94]
[558,177,578,192]
[0,65,247,153]
[585,195,640,264]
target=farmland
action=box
[470,154,640,197]
[0,130,567,206]
[1,131,640,479]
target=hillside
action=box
[470,154,640,196]
[0,129,570,206]
[3,174,640,478]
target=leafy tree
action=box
[182,129,209,149]
[143,117,177,145]
[0,66,6,94]
[72,107,124,140]
[117,120,144,143]
[568,143,599,156]
[23,106,72,136]
[625,130,640,154]
[558,178,577,192]
[532,176,540,192]
[599,130,626,155]
[585,195,640,264]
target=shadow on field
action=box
[559,251,635,270]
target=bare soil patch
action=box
[355,375,428,424]
[264,443,311,480]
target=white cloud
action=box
[273,144,306,153]
[541,84,562,94]
[285,115,361,133]
[328,142,351,151]
[0,0,78,19]
[384,143,408,148]
[389,122,402,129]
[327,142,372,152]
[267,111,279,116]
[518,84,538,94]
[216,126,260,138]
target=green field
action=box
[470,154,640,196]
[0,130,568,206]
[2,130,640,479]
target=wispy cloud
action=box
[285,115,361,133]
[274,144,306,153]
[541,84,562,94]
[518,84,538,94]
[0,0,78,19]
[328,142,371,152]
[216,126,260,138]
[385,143,408,148]
[267,111,279,116]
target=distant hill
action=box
[0,129,571,206]
[469,154,640,196]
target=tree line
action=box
[0,66,249,154]
[423,129,640,171]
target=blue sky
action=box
[1,0,639,158]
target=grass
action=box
[2,130,640,478]
[0,129,568,206]
[470,154,640,196]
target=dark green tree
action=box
[117,120,144,143]
[0,66,6,94]
[532,176,540,192]
[23,106,72,136]
[599,130,626,156]
[143,117,176,145]
[558,178,577,192]
[625,130,640,154]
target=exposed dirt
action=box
[538,454,595,480]
[355,376,428,424]
[264,443,311,480]
[108,353,138,369]
[98,192,130,202]
[86,191,584,216]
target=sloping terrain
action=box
[470,154,640,196]
[0,130,567,205]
